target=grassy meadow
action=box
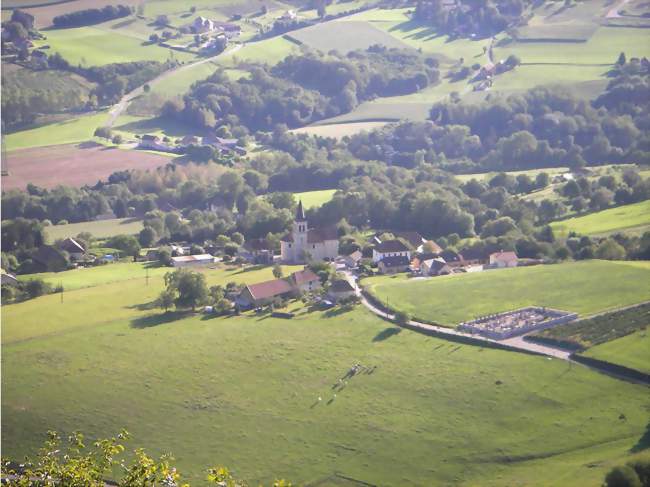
[550,200,650,237]
[364,260,650,326]
[583,329,650,374]
[2,263,650,485]
[45,218,144,241]
[4,112,108,151]
[293,189,337,209]
[290,121,388,139]
[38,26,196,66]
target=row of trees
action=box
[52,4,133,28]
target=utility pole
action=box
[60,282,63,303]
[146,268,149,286]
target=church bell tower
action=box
[293,200,308,253]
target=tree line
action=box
[52,4,133,28]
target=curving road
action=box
[106,43,243,128]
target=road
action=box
[343,271,648,384]
[105,43,243,128]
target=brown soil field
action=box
[2,142,174,190]
[14,0,144,28]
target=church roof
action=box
[281,226,338,244]
[295,200,306,221]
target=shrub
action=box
[394,311,411,325]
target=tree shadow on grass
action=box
[130,310,192,328]
[231,264,266,274]
[372,327,402,342]
[631,422,650,453]
[323,305,355,318]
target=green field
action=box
[290,121,388,139]
[38,26,196,66]
[3,263,650,485]
[219,37,298,67]
[583,329,650,374]
[4,112,108,151]
[364,260,650,326]
[45,217,144,241]
[294,189,337,209]
[455,167,569,183]
[550,200,650,237]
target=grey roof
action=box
[379,255,410,267]
[375,239,409,253]
[295,200,305,221]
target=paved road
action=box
[106,43,243,128]
[606,0,631,18]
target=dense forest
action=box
[52,4,133,28]
[347,60,650,172]
[163,46,439,132]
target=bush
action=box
[394,311,411,325]
[94,126,112,139]
[23,278,52,299]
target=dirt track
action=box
[2,142,174,190]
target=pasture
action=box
[45,217,144,241]
[550,200,650,237]
[3,112,107,151]
[38,26,196,66]
[2,143,174,190]
[5,0,144,28]
[583,329,650,374]
[286,20,410,54]
[218,37,297,67]
[364,260,650,326]
[455,167,568,183]
[294,189,337,209]
[2,264,650,485]
[290,121,388,139]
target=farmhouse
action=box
[489,251,518,268]
[392,231,440,253]
[372,239,411,263]
[171,254,215,267]
[378,255,410,274]
[236,268,321,308]
[192,16,216,33]
[59,237,86,261]
[439,249,464,268]
[1,271,18,287]
[237,278,295,308]
[421,257,452,277]
[328,279,356,302]
[139,134,174,152]
[281,201,339,263]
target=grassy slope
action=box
[2,265,649,486]
[290,121,388,139]
[583,329,650,374]
[364,261,650,326]
[293,189,336,209]
[45,218,144,241]
[38,26,196,66]
[4,112,107,151]
[550,200,650,237]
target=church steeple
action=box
[295,200,306,221]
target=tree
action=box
[164,268,208,311]
[94,126,112,139]
[595,239,626,260]
[108,235,141,259]
[272,264,283,279]
[157,288,176,312]
[158,247,172,266]
[605,465,641,487]
[24,278,52,299]
[149,33,160,43]
[394,311,411,325]
[617,52,627,66]
[138,227,158,247]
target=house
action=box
[421,257,452,277]
[378,255,410,274]
[171,254,215,267]
[192,16,216,33]
[328,279,356,302]
[237,278,295,308]
[281,201,339,263]
[290,268,321,293]
[461,247,490,266]
[372,239,411,263]
[392,231,440,253]
[489,251,518,268]
[279,10,297,20]
[139,134,175,152]
[439,249,464,267]
[239,238,274,265]
[31,245,68,272]
[1,271,18,287]
[214,21,241,38]
[179,135,201,146]
[59,237,85,261]
[344,250,363,268]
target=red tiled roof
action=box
[375,239,409,253]
[490,251,518,262]
[247,278,294,300]
[291,268,320,285]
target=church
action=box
[280,201,339,263]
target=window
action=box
[289,244,292,248]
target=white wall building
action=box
[280,202,338,263]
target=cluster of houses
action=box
[190,16,241,38]
[138,133,246,156]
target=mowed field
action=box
[582,329,650,375]
[2,263,650,485]
[2,143,174,190]
[44,217,144,241]
[290,121,388,139]
[550,200,650,237]
[364,260,650,326]
[293,189,337,209]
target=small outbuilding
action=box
[489,251,518,268]
[171,254,215,267]
[328,279,356,302]
[378,255,410,274]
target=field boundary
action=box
[570,354,650,384]
[1,0,75,10]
